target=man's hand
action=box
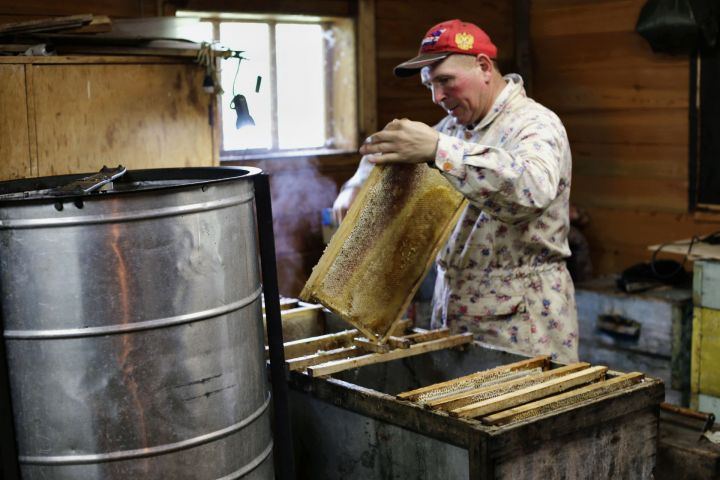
[359,118,439,164]
[332,185,361,225]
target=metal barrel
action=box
[0,167,273,479]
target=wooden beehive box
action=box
[691,259,720,417]
[287,340,663,479]
[575,276,692,405]
[656,405,720,480]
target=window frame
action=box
[184,12,358,160]
[689,47,720,214]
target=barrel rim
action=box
[0,166,263,205]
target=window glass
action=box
[220,22,272,150]
[275,23,326,149]
[696,48,720,207]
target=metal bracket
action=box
[49,165,127,196]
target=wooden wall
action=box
[531,0,719,275]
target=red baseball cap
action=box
[393,19,498,77]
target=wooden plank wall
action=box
[531,0,719,275]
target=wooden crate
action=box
[287,341,663,479]
[657,405,720,480]
[575,276,692,404]
[691,260,720,415]
[693,259,720,310]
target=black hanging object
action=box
[616,260,690,293]
[636,0,718,53]
[230,94,255,129]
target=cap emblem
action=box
[455,32,474,51]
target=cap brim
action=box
[393,52,450,77]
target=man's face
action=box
[421,54,490,126]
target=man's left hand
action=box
[359,118,439,164]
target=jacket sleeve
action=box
[431,115,569,224]
[339,155,375,192]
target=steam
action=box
[267,158,340,295]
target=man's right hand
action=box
[332,185,361,226]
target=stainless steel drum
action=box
[0,167,273,479]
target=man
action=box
[333,19,578,363]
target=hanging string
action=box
[232,52,244,98]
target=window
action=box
[691,47,720,211]
[177,12,357,158]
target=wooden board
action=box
[357,0,376,137]
[562,108,688,146]
[396,355,550,402]
[30,63,214,176]
[657,407,720,480]
[399,327,450,344]
[307,332,473,377]
[281,329,358,359]
[0,13,91,35]
[692,307,720,399]
[0,65,32,180]
[0,3,141,18]
[60,15,111,34]
[532,31,686,71]
[451,366,608,418]
[571,174,689,213]
[287,346,362,372]
[427,363,591,411]
[530,0,644,37]
[534,61,687,113]
[481,372,645,426]
[648,241,720,263]
[571,142,686,179]
[694,260,720,308]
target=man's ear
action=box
[476,54,493,73]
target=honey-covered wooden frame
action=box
[300,164,466,343]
